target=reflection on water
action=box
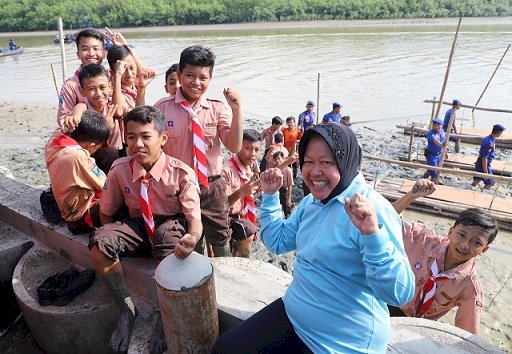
[1,19,512,131]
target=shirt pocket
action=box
[163,190,181,215]
[125,199,140,211]
[432,290,453,307]
[203,124,217,137]
[167,127,186,138]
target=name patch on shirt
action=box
[205,122,217,127]
[440,291,452,301]
[427,308,437,314]
[167,120,174,127]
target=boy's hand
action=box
[223,88,241,110]
[61,115,81,133]
[344,193,379,235]
[138,68,156,88]
[174,234,197,259]
[411,179,436,197]
[105,27,128,46]
[289,151,298,162]
[259,168,283,195]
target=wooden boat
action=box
[371,176,512,231]
[397,124,512,149]
[399,154,512,176]
[0,47,24,57]
[53,34,75,44]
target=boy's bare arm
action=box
[392,179,435,214]
[277,152,298,170]
[111,61,128,118]
[286,185,292,206]
[223,88,243,153]
[60,103,87,132]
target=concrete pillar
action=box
[155,252,218,354]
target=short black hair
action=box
[179,46,215,75]
[124,106,166,135]
[286,116,295,123]
[67,110,110,144]
[243,129,262,143]
[106,45,133,70]
[165,63,179,82]
[272,116,284,125]
[75,28,104,49]
[454,208,498,244]
[274,133,284,143]
[78,64,109,86]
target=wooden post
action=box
[434,17,462,119]
[364,155,512,183]
[316,73,320,124]
[434,108,456,183]
[429,96,436,129]
[407,123,415,162]
[473,44,510,111]
[50,64,60,97]
[58,17,67,82]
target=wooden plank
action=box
[399,180,511,214]
[399,155,512,176]
[458,127,512,140]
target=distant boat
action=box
[53,34,76,44]
[0,47,24,57]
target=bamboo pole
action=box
[424,99,512,114]
[50,64,60,97]
[429,96,436,129]
[434,17,462,119]
[364,155,512,183]
[316,73,320,124]
[434,109,456,184]
[407,123,415,162]
[473,44,510,111]
[58,17,67,82]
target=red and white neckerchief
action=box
[416,259,454,317]
[121,85,137,100]
[230,156,257,225]
[50,134,81,149]
[130,159,156,244]
[179,100,208,188]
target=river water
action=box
[1,18,512,130]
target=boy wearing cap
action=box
[471,124,506,190]
[424,118,446,181]
[298,100,316,132]
[322,102,342,123]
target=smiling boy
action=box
[57,28,106,124]
[390,179,498,335]
[155,45,243,257]
[89,106,202,353]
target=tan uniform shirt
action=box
[100,152,201,222]
[57,68,86,124]
[45,129,106,222]
[120,84,137,116]
[82,100,123,150]
[221,155,255,216]
[261,126,282,149]
[154,89,232,176]
[400,221,483,335]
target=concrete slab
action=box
[13,247,119,354]
[389,317,506,353]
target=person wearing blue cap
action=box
[297,100,316,132]
[443,99,462,153]
[322,102,342,123]
[423,118,446,181]
[472,124,506,190]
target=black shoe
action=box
[54,269,96,306]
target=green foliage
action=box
[1,0,512,32]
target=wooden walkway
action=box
[372,176,512,231]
